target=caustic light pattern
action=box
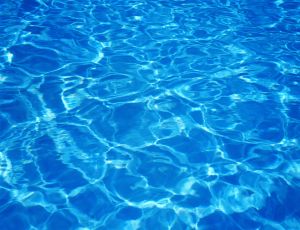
[0,0,300,229]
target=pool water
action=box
[1,0,300,229]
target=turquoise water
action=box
[0,0,300,229]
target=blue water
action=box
[0,0,300,229]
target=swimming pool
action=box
[0,0,300,229]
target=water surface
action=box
[0,0,300,229]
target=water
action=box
[0,0,300,229]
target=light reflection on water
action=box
[0,0,300,229]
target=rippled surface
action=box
[1,0,300,229]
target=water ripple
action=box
[0,0,300,229]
